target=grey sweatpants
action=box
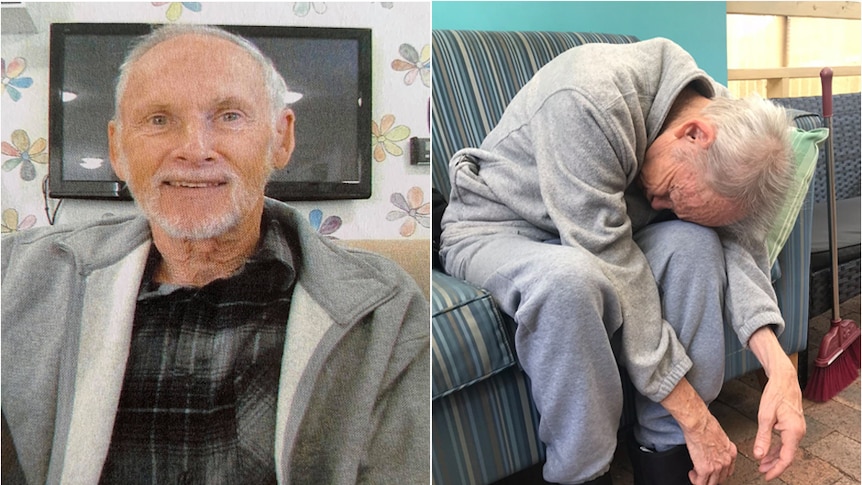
[441,220,727,484]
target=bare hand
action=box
[683,412,737,485]
[753,370,806,480]
[661,378,737,484]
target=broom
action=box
[803,67,862,402]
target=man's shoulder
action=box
[2,214,149,269]
[262,200,425,309]
[4,213,141,244]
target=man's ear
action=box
[107,120,128,181]
[272,109,296,170]
[673,119,715,150]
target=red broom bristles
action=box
[848,337,862,369]
[803,319,861,402]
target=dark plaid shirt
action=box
[100,217,296,485]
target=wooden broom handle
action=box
[821,67,833,118]
[820,67,841,320]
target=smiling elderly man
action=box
[439,38,805,485]
[2,25,428,485]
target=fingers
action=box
[757,442,782,475]
[689,443,737,485]
[763,434,800,481]
[689,467,731,485]
[755,394,805,481]
[753,415,775,460]
[723,453,736,483]
[756,429,803,481]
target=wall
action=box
[432,1,728,83]
[1,2,431,240]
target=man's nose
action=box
[175,118,215,163]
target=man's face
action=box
[109,34,293,240]
[641,141,746,228]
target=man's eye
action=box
[220,111,242,122]
[148,115,169,126]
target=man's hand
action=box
[682,411,737,485]
[752,368,806,480]
[747,326,806,480]
[661,378,737,485]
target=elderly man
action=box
[439,38,805,485]
[2,25,429,484]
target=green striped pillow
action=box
[766,127,829,265]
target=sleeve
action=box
[528,89,693,402]
[719,227,785,346]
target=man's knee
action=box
[521,248,613,307]
[504,248,624,337]
[668,221,723,262]
[639,221,726,283]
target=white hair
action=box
[695,94,795,238]
[113,24,289,126]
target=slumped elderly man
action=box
[439,38,805,485]
[2,25,429,484]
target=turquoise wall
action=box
[432,1,728,83]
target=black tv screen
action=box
[48,23,372,200]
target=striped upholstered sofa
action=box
[431,30,820,485]
[773,93,860,318]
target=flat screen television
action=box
[48,23,372,201]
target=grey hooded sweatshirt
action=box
[440,38,784,403]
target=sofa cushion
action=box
[432,270,517,399]
[810,196,861,271]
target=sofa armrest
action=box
[431,270,517,400]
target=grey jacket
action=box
[440,38,783,402]
[1,199,430,485]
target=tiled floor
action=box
[608,294,862,485]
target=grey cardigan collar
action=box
[53,199,399,327]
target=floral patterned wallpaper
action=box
[1,2,430,240]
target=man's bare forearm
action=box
[660,377,711,433]
[747,326,797,379]
[660,376,737,484]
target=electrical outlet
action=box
[410,137,430,165]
